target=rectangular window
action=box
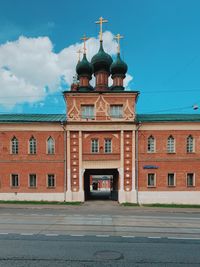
[110,105,123,118]
[187,173,194,187]
[11,137,18,154]
[147,136,155,153]
[104,139,112,153]
[187,136,194,153]
[81,105,94,119]
[167,136,175,153]
[47,137,55,154]
[168,173,175,186]
[29,138,36,154]
[147,173,156,187]
[29,174,37,187]
[47,174,55,188]
[91,139,99,153]
[11,174,19,187]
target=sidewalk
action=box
[0,200,200,215]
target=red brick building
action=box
[0,23,200,204]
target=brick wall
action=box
[138,130,200,191]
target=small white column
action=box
[118,130,125,203]
[79,131,84,201]
[120,130,124,191]
[66,130,72,201]
[132,130,136,191]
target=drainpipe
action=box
[135,122,141,204]
[61,121,67,202]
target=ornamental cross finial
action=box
[77,48,82,61]
[115,33,124,54]
[81,34,90,54]
[95,16,108,41]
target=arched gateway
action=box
[63,17,139,203]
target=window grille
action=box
[187,135,194,153]
[48,174,55,187]
[147,173,155,187]
[91,139,99,153]
[147,136,155,153]
[187,173,194,187]
[167,135,175,153]
[47,137,55,154]
[11,174,19,187]
[110,105,123,118]
[81,105,94,119]
[105,139,112,153]
[11,137,18,154]
[29,174,36,187]
[29,136,36,154]
[168,173,175,186]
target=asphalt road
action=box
[0,201,200,266]
[0,234,200,266]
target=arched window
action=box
[167,135,175,153]
[47,137,55,154]
[29,136,36,154]
[187,135,194,153]
[11,136,18,154]
[147,135,155,153]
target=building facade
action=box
[0,21,200,204]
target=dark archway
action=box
[84,169,119,201]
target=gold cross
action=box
[115,33,124,54]
[77,48,82,61]
[95,16,108,41]
[81,34,90,54]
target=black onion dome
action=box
[110,53,128,76]
[76,54,93,78]
[91,41,113,73]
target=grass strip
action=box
[0,200,82,205]
[142,203,200,208]
[121,203,140,207]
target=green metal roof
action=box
[0,113,200,123]
[137,114,200,122]
[0,114,66,123]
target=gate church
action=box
[0,18,200,204]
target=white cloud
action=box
[0,31,133,109]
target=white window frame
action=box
[147,173,156,187]
[187,135,194,153]
[110,105,123,118]
[147,135,155,153]
[11,136,18,154]
[167,135,175,153]
[29,136,37,154]
[167,173,176,187]
[29,174,37,188]
[91,139,99,153]
[81,105,95,119]
[47,137,55,154]
[11,174,19,187]
[104,139,112,153]
[186,173,195,187]
[47,174,56,188]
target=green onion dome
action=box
[91,41,113,73]
[76,54,93,79]
[110,53,128,76]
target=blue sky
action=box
[0,0,200,114]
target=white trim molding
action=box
[138,191,200,204]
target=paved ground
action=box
[0,201,200,266]
[0,201,199,238]
[1,234,200,266]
